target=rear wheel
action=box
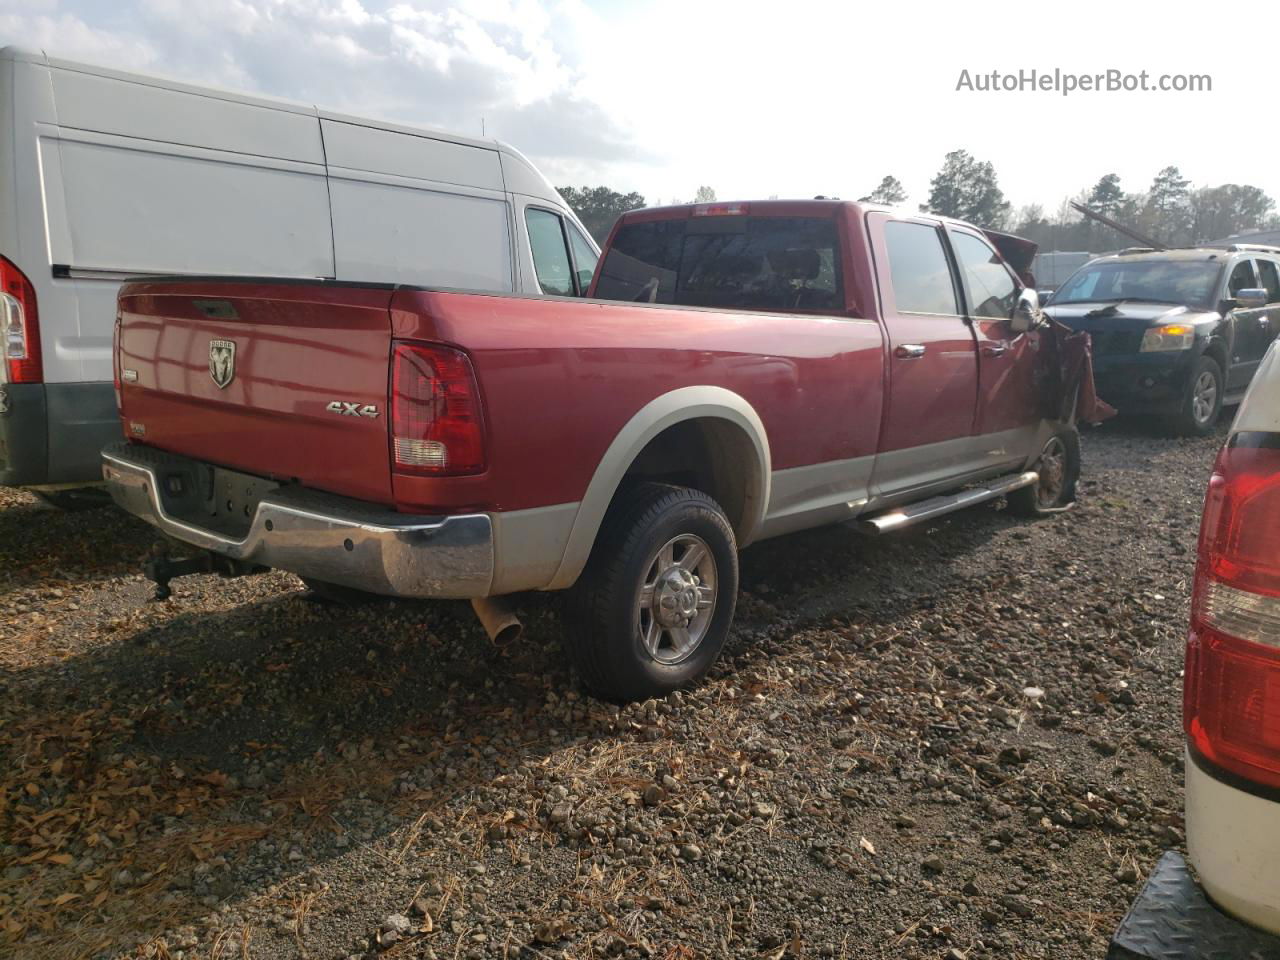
[564,482,738,702]
[1008,426,1080,516]
[1171,355,1223,437]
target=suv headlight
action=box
[1139,324,1195,352]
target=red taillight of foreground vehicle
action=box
[1185,435,1280,789]
[390,341,486,476]
[0,256,41,384]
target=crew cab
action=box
[1109,341,1280,957]
[1045,245,1280,435]
[103,200,1101,701]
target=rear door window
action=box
[594,216,843,312]
[882,220,959,315]
[526,208,575,296]
[950,231,1019,319]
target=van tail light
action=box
[0,257,41,384]
[390,341,485,476]
[1184,434,1280,790]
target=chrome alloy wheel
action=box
[1192,369,1218,425]
[1034,435,1068,508]
[637,534,717,665]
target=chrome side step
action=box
[857,471,1039,535]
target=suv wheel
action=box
[1008,425,1080,516]
[1172,355,1223,436]
[565,482,738,702]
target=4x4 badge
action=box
[326,400,380,418]
[209,339,236,389]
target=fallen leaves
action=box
[0,701,259,954]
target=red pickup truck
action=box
[103,200,1098,701]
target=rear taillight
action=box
[1185,435,1280,789]
[0,257,41,384]
[390,341,485,476]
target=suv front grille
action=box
[1088,330,1143,356]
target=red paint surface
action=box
[117,282,396,504]
[388,289,884,512]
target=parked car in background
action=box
[0,46,595,506]
[103,200,1103,701]
[1045,245,1280,435]
[1110,341,1280,957]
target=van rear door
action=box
[116,279,395,505]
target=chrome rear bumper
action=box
[101,442,494,598]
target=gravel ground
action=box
[0,419,1225,960]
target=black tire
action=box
[1170,354,1223,437]
[1008,425,1081,517]
[564,482,738,702]
[33,487,112,511]
[300,577,380,605]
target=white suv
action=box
[1110,341,1280,957]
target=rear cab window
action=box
[594,214,844,313]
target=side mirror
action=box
[1011,288,1041,333]
[1234,287,1269,310]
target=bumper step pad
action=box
[1108,851,1280,959]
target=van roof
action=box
[0,44,562,203]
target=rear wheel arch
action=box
[546,387,770,590]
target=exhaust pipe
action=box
[471,597,523,646]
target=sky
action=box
[3,0,1276,214]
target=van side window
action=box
[883,221,958,315]
[1258,260,1280,303]
[526,209,575,296]
[951,231,1019,319]
[568,226,599,294]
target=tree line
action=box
[561,156,1279,250]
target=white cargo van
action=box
[0,46,597,503]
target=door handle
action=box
[981,341,1009,357]
[895,344,926,359]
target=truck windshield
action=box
[594,216,843,312]
[1052,259,1223,309]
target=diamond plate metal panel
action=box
[1108,851,1280,959]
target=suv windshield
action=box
[594,216,843,313]
[1052,259,1223,309]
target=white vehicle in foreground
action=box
[1110,341,1280,957]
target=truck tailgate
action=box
[116,280,396,505]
